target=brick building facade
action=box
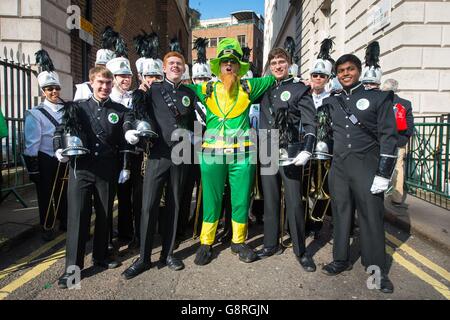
[0,0,192,100]
[192,11,264,76]
[71,0,192,89]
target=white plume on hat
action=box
[106,57,132,75]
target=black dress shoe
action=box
[160,255,185,271]
[256,246,283,260]
[296,253,316,272]
[92,258,121,269]
[322,261,352,276]
[379,274,394,294]
[122,259,151,280]
[58,271,75,289]
[230,242,257,263]
[194,245,213,266]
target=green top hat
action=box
[210,38,250,77]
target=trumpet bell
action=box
[61,134,89,157]
[313,141,332,160]
[135,120,159,138]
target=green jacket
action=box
[188,76,275,148]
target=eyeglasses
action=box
[311,74,327,79]
[221,58,238,65]
[44,86,61,92]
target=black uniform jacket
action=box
[124,78,196,152]
[259,77,316,150]
[54,96,130,162]
[323,82,398,159]
[393,94,414,147]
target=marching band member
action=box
[381,79,414,207]
[321,52,397,294]
[306,39,335,239]
[23,50,68,241]
[73,26,120,101]
[56,66,131,289]
[106,56,137,245]
[256,47,317,272]
[122,51,196,279]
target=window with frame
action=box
[209,38,218,47]
[237,35,246,48]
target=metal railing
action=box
[406,113,450,210]
[0,47,37,206]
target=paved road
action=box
[0,214,449,302]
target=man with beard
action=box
[187,38,275,265]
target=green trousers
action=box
[199,151,255,245]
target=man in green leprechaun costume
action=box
[188,38,275,265]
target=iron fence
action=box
[0,47,37,206]
[406,113,450,210]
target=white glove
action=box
[125,130,140,145]
[370,175,390,194]
[118,169,131,184]
[55,149,69,163]
[293,151,312,166]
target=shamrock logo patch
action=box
[182,96,191,107]
[108,113,119,124]
[281,91,291,102]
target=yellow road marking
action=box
[0,205,119,299]
[0,250,65,300]
[0,202,118,280]
[385,232,450,282]
[0,234,66,281]
[386,245,450,300]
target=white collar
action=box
[43,99,63,112]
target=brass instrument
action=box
[192,182,202,239]
[279,185,292,248]
[43,161,69,231]
[308,159,331,222]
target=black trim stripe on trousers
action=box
[65,159,116,270]
[329,147,387,270]
[117,153,144,240]
[261,165,306,256]
[139,156,186,262]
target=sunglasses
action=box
[44,86,61,92]
[311,74,327,79]
[221,58,238,65]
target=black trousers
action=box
[261,165,306,256]
[140,155,186,263]
[117,152,143,240]
[35,152,67,230]
[329,148,386,271]
[65,158,116,270]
